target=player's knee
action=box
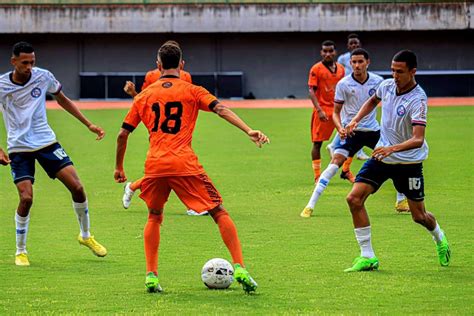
[209,205,229,223]
[346,192,363,209]
[148,212,163,224]
[19,192,33,208]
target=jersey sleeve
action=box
[122,98,143,132]
[375,80,387,100]
[410,98,428,126]
[308,65,318,88]
[46,71,62,95]
[194,85,219,112]
[334,81,345,104]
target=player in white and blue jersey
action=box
[0,42,107,266]
[301,48,407,217]
[343,50,450,272]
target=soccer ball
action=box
[201,258,234,289]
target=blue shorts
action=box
[9,142,74,184]
[355,159,425,201]
[334,130,380,157]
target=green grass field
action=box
[0,106,473,314]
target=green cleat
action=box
[436,232,451,267]
[145,272,163,293]
[344,256,379,272]
[234,264,258,294]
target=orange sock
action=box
[130,178,143,191]
[144,213,163,275]
[342,157,353,173]
[312,159,321,180]
[212,210,244,266]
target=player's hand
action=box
[337,127,347,140]
[88,124,105,140]
[248,130,270,148]
[0,149,11,166]
[123,81,137,97]
[317,109,328,122]
[372,146,394,161]
[114,169,127,183]
[345,120,358,137]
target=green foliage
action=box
[0,107,472,314]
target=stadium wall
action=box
[0,3,472,99]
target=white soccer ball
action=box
[201,258,234,289]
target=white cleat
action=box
[356,150,370,160]
[186,209,209,216]
[122,182,135,209]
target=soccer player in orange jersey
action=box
[122,41,200,214]
[114,42,269,294]
[307,40,345,185]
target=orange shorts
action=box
[311,109,335,142]
[139,173,223,213]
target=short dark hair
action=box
[158,43,182,69]
[351,48,369,60]
[12,42,34,57]
[393,50,417,70]
[163,40,181,48]
[347,33,359,40]
[322,40,336,49]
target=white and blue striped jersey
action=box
[334,72,383,131]
[0,67,62,153]
[337,52,352,76]
[375,79,429,163]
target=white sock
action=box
[355,226,375,258]
[429,222,444,243]
[396,192,406,203]
[73,200,91,239]
[306,164,339,209]
[15,212,30,255]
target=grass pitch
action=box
[0,106,473,314]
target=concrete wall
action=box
[0,30,473,99]
[0,3,472,33]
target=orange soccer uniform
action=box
[141,69,192,90]
[122,75,222,213]
[308,62,345,142]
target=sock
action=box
[312,159,321,180]
[144,213,163,275]
[429,222,444,243]
[212,210,244,266]
[307,163,339,209]
[130,178,143,192]
[73,200,91,239]
[342,157,353,173]
[354,226,375,258]
[396,192,406,203]
[15,212,30,255]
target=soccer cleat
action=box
[15,253,30,266]
[186,209,209,216]
[356,150,370,160]
[300,207,313,218]
[326,143,334,159]
[436,232,451,267]
[395,198,410,213]
[340,170,355,183]
[78,235,107,257]
[122,182,135,209]
[234,264,258,294]
[344,256,379,272]
[145,272,163,293]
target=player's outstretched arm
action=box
[123,81,138,97]
[114,128,130,183]
[54,91,105,140]
[0,147,11,166]
[346,94,380,136]
[212,103,269,147]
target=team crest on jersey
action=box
[31,87,42,98]
[162,82,173,88]
[396,105,406,116]
[368,88,376,96]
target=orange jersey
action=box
[142,69,192,90]
[123,75,218,177]
[308,62,345,110]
